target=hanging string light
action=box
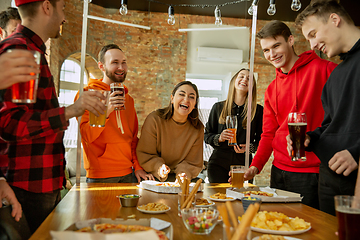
[291,0,302,11]
[119,0,128,15]
[167,6,175,25]
[248,0,259,16]
[267,0,276,16]
[214,6,223,26]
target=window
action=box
[59,59,88,149]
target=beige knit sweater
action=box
[136,111,204,181]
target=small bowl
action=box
[181,207,220,235]
[117,194,140,207]
[241,196,261,213]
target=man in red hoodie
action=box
[243,20,337,209]
[75,44,154,183]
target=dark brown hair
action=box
[295,0,353,29]
[98,43,123,64]
[18,0,60,19]
[0,7,20,29]
[256,20,292,42]
[156,81,203,129]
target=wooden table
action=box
[30,183,338,240]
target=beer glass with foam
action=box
[10,50,41,103]
[334,195,360,240]
[230,165,246,189]
[110,82,125,110]
[288,112,307,161]
[89,89,109,127]
[226,116,237,146]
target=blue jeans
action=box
[86,172,135,183]
[270,165,319,209]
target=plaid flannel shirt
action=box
[0,25,69,193]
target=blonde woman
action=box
[205,69,263,183]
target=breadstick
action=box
[186,194,195,208]
[226,201,238,228]
[176,175,186,206]
[231,203,259,240]
[185,178,190,195]
[181,178,202,209]
[217,204,232,240]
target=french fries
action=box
[238,211,311,232]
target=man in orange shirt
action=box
[75,44,153,183]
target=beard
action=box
[105,68,126,83]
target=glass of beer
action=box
[226,116,237,146]
[11,50,41,103]
[334,195,360,240]
[288,112,307,161]
[110,82,125,110]
[230,165,246,189]
[89,89,109,127]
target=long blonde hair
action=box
[219,69,257,128]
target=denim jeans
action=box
[270,165,319,209]
[86,172,135,183]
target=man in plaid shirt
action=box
[0,0,107,234]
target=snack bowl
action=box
[117,194,141,207]
[241,196,261,213]
[181,207,220,235]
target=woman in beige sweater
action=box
[137,81,204,181]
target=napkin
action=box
[50,229,160,240]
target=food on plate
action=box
[238,211,311,231]
[210,192,233,200]
[77,223,168,239]
[258,234,286,240]
[242,190,274,197]
[155,182,180,187]
[137,202,170,211]
[196,198,212,206]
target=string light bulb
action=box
[167,6,175,26]
[248,0,259,16]
[119,0,128,15]
[291,0,302,11]
[267,0,276,16]
[214,6,222,26]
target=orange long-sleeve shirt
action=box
[74,79,142,178]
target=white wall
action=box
[186,24,250,75]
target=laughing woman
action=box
[205,69,263,183]
[137,81,204,182]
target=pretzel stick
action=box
[181,178,202,209]
[217,204,232,240]
[226,201,238,228]
[231,203,259,240]
[116,111,124,134]
[176,175,186,207]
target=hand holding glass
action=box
[11,50,41,103]
[110,82,125,110]
[226,116,237,146]
[288,112,307,161]
[89,89,110,127]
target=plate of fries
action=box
[239,211,311,235]
[137,203,171,214]
[208,192,235,202]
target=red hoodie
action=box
[251,51,337,173]
[74,79,142,178]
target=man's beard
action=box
[105,68,126,83]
